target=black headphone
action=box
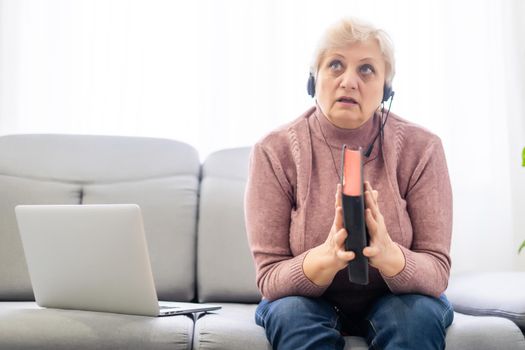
[307,73,394,103]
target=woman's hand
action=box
[303,184,355,286]
[322,183,357,269]
[363,181,406,277]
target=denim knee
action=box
[255,296,345,350]
[366,293,454,350]
[255,296,339,329]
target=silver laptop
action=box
[15,204,221,317]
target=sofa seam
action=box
[455,306,525,319]
[0,172,198,185]
[190,313,197,350]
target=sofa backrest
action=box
[0,134,200,302]
[197,147,261,303]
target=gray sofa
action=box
[0,134,524,350]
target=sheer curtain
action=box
[0,0,524,272]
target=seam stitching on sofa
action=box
[0,172,197,185]
[455,306,525,319]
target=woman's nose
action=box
[340,71,359,91]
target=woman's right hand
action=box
[303,184,356,286]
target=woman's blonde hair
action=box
[311,18,395,87]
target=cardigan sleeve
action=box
[381,137,453,298]
[245,142,328,301]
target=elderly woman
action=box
[245,17,454,350]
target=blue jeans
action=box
[255,293,454,350]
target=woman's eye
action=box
[360,64,375,75]
[328,60,343,71]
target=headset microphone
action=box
[364,90,395,158]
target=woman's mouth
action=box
[337,97,359,106]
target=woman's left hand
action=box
[362,181,406,277]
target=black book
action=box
[340,145,369,285]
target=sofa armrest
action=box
[446,272,525,331]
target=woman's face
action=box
[316,38,386,129]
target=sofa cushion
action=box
[0,134,196,183]
[446,313,525,349]
[82,176,199,301]
[193,304,525,350]
[197,148,261,303]
[0,176,80,300]
[446,272,525,330]
[0,302,193,350]
[193,303,270,350]
[0,134,200,301]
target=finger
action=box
[334,228,348,247]
[334,206,344,231]
[363,246,380,257]
[335,183,342,207]
[365,191,381,219]
[365,183,379,204]
[364,189,372,207]
[365,208,378,234]
[337,249,355,261]
[364,181,379,204]
[365,190,376,215]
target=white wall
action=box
[0,0,523,273]
[507,0,525,269]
